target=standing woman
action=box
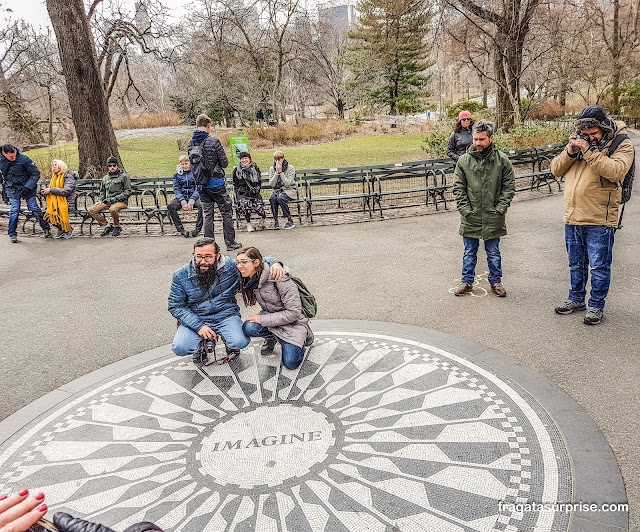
[447,111,474,164]
[237,246,313,370]
[232,152,266,232]
[42,159,78,239]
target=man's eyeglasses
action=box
[194,254,217,262]
[236,259,256,266]
[108,164,117,168]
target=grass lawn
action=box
[26,133,430,178]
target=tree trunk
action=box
[46,0,120,178]
[48,88,54,145]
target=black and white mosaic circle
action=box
[0,332,572,531]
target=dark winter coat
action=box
[447,128,473,162]
[453,145,516,240]
[172,165,199,203]
[0,150,40,198]
[232,163,263,199]
[189,130,228,188]
[99,169,132,203]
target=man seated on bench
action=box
[168,237,284,365]
[168,155,203,238]
[88,156,132,237]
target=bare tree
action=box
[444,0,549,127]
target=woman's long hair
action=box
[238,246,264,306]
[455,118,475,132]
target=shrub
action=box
[494,122,571,150]
[112,111,182,130]
[447,101,485,119]
[422,131,450,158]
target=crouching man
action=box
[551,106,634,325]
[168,237,284,365]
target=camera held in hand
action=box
[572,132,591,160]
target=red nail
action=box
[38,504,48,512]
[18,489,29,496]
[0,495,7,501]
[35,493,45,500]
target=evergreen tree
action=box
[347,0,433,114]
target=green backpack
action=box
[291,276,317,319]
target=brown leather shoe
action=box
[491,282,507,297]
[454,283,473,296]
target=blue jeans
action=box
[8,193,50,237]
[565,225,614,309]
[461,237,502,284]
[172,315,249,357]
[242,320,305,370]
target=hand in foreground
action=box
[247,314,262,324]
[42,188,51,195]
[183,203,193,211]
[197,325,218,340]
[0,490,47,532]
[269,262,284,280]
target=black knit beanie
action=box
[238,151,251,161]
[106,156,118,165]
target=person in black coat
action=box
[447,111,474,163]
[232,152,266,232]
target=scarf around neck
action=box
[44,172,70,231]
[239,161,261,194]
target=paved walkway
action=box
[1,179,638,530]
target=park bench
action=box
[369,161,452,217]
[297,167,372,223]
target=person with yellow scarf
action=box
[42,159,78,239]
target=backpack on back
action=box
[291,276,317,319]
[188,138,212,186]
[607,133,635,229]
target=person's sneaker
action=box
[261,336,278,356]
[490,282,507,297]
[191,230,200,237]
[179,229,189,238]
[53,228,66,239]
[10,236,18,243]
[304,329,315,347]
[227,242,242,251]
[111,226,122,237]
[454,283,473,296]
[584,307,604,325]
[100,224,113,237]
[283,220,295,229]
[273,220,280,230]
[246,222,254,232]
[554,299,586,315]
[63,228,75,239]
[43,228,52,238]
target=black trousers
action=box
[200,186,236,245]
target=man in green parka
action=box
[452,120,516,297]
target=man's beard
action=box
[195,263,218,288]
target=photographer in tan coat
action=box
[550,106,634,325]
